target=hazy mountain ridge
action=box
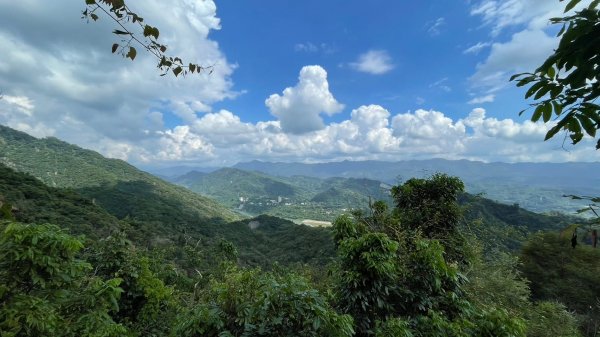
[169,164,577,249]
[231,159,600,214]
[170,167,392,221]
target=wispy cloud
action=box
[294,42,318,52]
[294,42,336,54]
[426,17,445,36]
[468,94,495,104]
[349,50,395,75]
[429,77,452,92]
[463,42,491,55]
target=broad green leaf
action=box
[550,85,562,99]
[532,105,544,122]
[578,114,597,137]
[568,118,582,133]
[525,82,544,99]
[564,0,582,13]
[143,25,153,37]
[545,124,562,140]
[173,66,183,77]
[534,84,551,100]
[552,101,563,116]
[126,47,136,60]
[542,103,552,122]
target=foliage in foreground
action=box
[512,0,600,148]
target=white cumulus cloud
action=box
[0,0,236,148]
[265,65,344,134]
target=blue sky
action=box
[0,0,598,166]
[211,0,486,123]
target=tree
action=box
[81,0,211,77]
[391,173,468,263]
[174,266,354,337]
[511,0,600,148]
[0,222,127,337]
[333,175,526,337]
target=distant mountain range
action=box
[170,167,391,221]
[173,159,599,215]
[150,159,600,215]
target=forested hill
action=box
[171,167,391,220]
[0,164,120,238]
[233,159,600,214]
[0,162,335,268]
[169,165,577,251]
[0,125,240,229]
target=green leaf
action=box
[510,73,524,81]
[550,85,562,99]
[517,76,536,87]
[90,13,98,21]
[525,82,544,99]
[85,0,96,4]
[111,43,118,53]
[542,103,553,122]
[578,114,597,137]
[173,66,183,77]
[143,25,153,37]
[532,105,544,122]
[113,30,131,35]
[568,118,581,133]
[545,124,562,140]
[126,47,136,60]
[552,101,563,116]
[547,66,555,78]
[564,0,581,12]
[570,132,583,144]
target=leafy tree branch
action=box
[511,0,600,149]
[82,0,213,77]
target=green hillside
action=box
[0,164,119,238]
[175,167,299,206]
[211,215,336,268]
[172,168,392,221]
[0,125,240,234]
[0,161,333,268]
